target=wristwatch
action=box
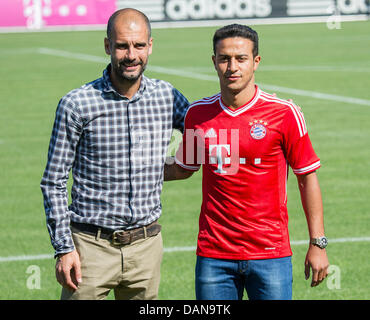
[310,236,328,249]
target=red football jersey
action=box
[175,85,320,260]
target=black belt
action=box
[71,221,161,245]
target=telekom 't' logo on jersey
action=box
[209,144,230,174]
[181,128,240,175]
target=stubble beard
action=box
[113,59,147,83]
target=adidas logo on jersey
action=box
[205,128,217,138]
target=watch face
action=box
[320,237,328,247]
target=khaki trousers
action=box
[61,227,163,300]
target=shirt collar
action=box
[218,85,260,117]
[102,64,148,102]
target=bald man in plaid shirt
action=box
[40,9,189,300]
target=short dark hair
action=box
[213,24,259,57]
[106,8,152,40]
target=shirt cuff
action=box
[292,160,321,175]
[52,234,75,258]
[175,155,201,171]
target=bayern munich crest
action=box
[249,120,267,140]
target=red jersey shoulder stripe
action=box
[188,93,220,110]
[184,93,221,121]
[259,91,307,137]
[198,93,221,101]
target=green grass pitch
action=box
[0,20,369,299]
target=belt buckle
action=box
[112,229,131,246]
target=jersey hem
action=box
[196,249,293,261]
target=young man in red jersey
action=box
[164,24,329,300]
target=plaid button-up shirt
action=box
[40,65,189,256]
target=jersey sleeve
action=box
[282,105,320,175]
[175,108,202,171]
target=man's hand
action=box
[272,92,294,103]
[304,245,329,287]
[55,249,82,291]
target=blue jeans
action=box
[195,256,292,300]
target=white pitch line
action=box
[1,237,369,263]
[290,237,370,245]
[37,47,370,106]
[258,84,370,106]
[38,47,108,64]
[181,65,370,73]
[259,65,370,73]
[0,254,54,262]
[37,48,217,81]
